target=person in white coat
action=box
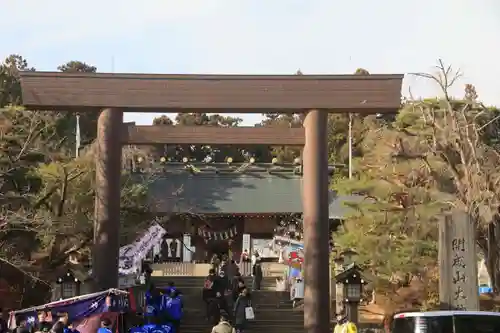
[250,250,259,266]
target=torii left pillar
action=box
[93,108,123,290]
[302,109,330,333]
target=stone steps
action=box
[181,318,304,333]
[150,276,304,332]
[182,308,302,317]
[152,278,280,293]
[180,293,294,308]
[155,289,289,300]
[187,309,299,316]
[153,276,277,286]
[182,316,303,324]
[182,325,305,333]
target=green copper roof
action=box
[147,173,361,218]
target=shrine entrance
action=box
[191,237,237,263]
[19,71,403,333]
[207,239,230,260]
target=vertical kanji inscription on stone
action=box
[439,211,479,310]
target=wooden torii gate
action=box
[19,72,403,333]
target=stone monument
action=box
[438,210,479,310]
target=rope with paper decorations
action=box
[197,225,238,241]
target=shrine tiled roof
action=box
[146,172,363,218]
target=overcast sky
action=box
[2,0,499,125]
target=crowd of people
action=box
[211,252,263,291]
[136,251,261,333]
[0,250,264,333]
[0,309,113,333]
[133,251,261,333]
[3,284,183,333]
[132,282,183,333]
[204,253,262,333]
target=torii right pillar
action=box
[303,109,330,333]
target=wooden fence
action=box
[151,262,288,277]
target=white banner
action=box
[251,239,278,258]
[272,235,304,249]
[118,223,167,275]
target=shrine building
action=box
[136,160,361,263]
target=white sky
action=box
[2,0,499,125]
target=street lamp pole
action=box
[348,113,353,179]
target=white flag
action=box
[75,113,81,157]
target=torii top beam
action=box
[18,72,403,114]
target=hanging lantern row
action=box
[195,214,292,218]
[135,156,302,166]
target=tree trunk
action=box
[478,221,500,293]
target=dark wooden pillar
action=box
[302,109,330,333]
[93,108,123,290]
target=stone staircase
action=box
[152,276,304,333]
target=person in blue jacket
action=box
[165,290,182,333]
[97,318,113,333]
[160,324,173,333]
[140,323,173,333]
[162,282,182,309]
[128,313,147,333]
[163,282,176,295]
[129,326,146,333]
[144,285,160,324]
[158,289,171,324]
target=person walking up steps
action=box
[165,289,182,333]
[252,259,262,291]
[211,313,235,333]
[233,287,252,333]
[203,269,218,320]
[231,275,245,303]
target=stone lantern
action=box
[55,271,81,300]
[334,263,367,326]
